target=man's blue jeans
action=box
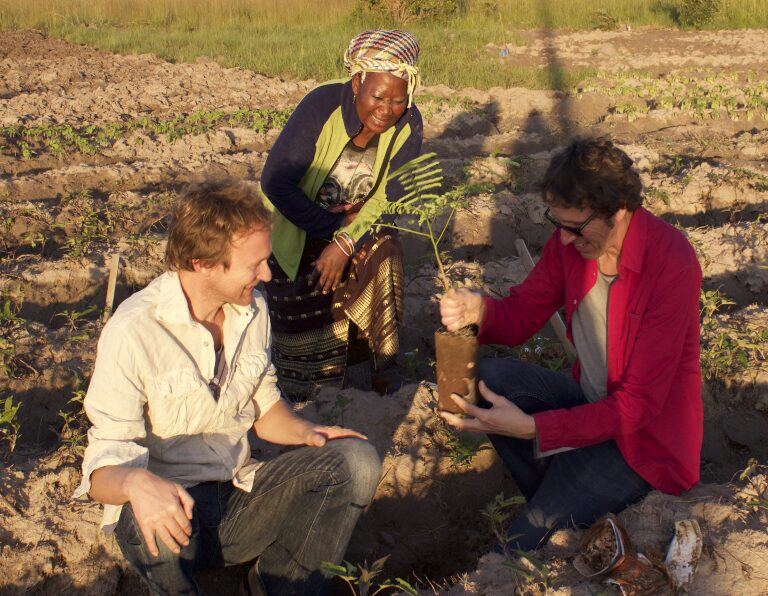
[114,438,381,595]
[477,358,651,551]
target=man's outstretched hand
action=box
[300,424,368,447]
[439,380,536,439]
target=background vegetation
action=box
[1,0,767,89]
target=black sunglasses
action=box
[544,207,598,237]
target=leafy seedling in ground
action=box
[57,373,88,456]
[482,492,555,591]
[321,393,352,426]
[444,430,491,467]
[738,458,768,513]
[699,288,766,383]
[0,395,21,454]
[321,556,417,596]
[0,293,30,378]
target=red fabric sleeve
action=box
[478,233,567,347]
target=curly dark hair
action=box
[166,177,272,272]
[541,137,643,218]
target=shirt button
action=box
[572,299,577,305]
[204,341,209,347]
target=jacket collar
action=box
[617,206,649,276]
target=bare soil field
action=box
[1,28,767,595]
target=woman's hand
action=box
[440,288,485,331]
[312,241,349,294]
[440,381,536,439]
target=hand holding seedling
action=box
[440,288,484,331]
[123,468,195,558]
[440,381,536,439]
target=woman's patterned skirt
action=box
[264,233,403,400]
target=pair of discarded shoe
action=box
[573,513,670,596]
[573,513,704,595]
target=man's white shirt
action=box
[74,271,283,530]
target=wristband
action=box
[338,232,355,254]
[334,236,352,257]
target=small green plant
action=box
[502,550,555,592]
[699,288,766,382]
[55,190,115,258]
[354,0,462,24]
[483,493,555,590]
[0,395,22,453]
[321,556,417,595]
[738,458,768,512]
[647,187,671,206]
[481,492,526,553]
[57,377,88,455]
[52,304,98,331]
[0,108,294,159]
[594,9,619,30]
[322,393,352,426]
[444,430,491,467]
[677,0,721,28]
[0,294,26,377]
[401,349,419,378]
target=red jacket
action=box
[478,207,703,495]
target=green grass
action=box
[1,0,767,89]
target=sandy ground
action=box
[1,28,767,595]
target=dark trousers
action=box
[477,358,651,551]
[115,439,381,595]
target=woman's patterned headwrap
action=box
[343,29,420,107]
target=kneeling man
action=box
[440,138,702,551]
[75,178,381,595]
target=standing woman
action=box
[260,30,423,399]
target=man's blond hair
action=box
[166,178,272,271]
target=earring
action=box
[353,94,357,104]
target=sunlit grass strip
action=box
[1,0,768,90]
[2,0,767,30]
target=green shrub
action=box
[677,0,720,28]
[355,0,464,24]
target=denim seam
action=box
[282,469,339,585]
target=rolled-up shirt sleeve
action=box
[74,320,149,499]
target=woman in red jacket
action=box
[440,137,703,551]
